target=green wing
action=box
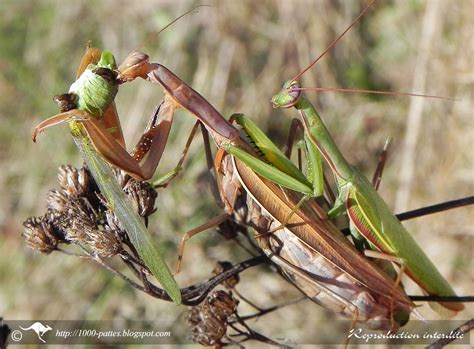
[348,173,462,312]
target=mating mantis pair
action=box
[32,2,467,329]
[226,1,464,316]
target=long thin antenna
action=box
[133,5,210,53]
[293,87,458,101]
[290,0,375,83]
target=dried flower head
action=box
[57,165,90,198]
[23,164,158,264]
[112,168,132,189]
[104,210,125,237]
[216,218,245,240]
[56,198,98,242]
[22,216,59,254]
[84,229,122,258]
[213,261,240,289]
[46,189,69,212]
[123,180,157,217]
[187,291,238,346]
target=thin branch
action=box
[425,319,473,349]
[396,196,474,221]
[410,295,474,302]
[341,196,474,235]
[238,296,307,321]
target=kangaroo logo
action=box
[19,322,52,343]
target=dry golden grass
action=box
[0,0,472,347]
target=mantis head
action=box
[271,80,302,109]
[117,50,152,83]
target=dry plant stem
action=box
[396,0,443,211]
[227,314,291,349]
[395,196,474,221]
[425,319,474,349]
[88,254,267,304]
[238,296,307,322]
[410,295,474,302]
[72,246,267,304]
[340,196,474,236]
[56,248,90,258]
[179,255,267,306]
[89,255,145,291]
[120,249,149,271]
[232,288,263,311]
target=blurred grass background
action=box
[0,0,472,347]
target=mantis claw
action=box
[32,110,91,142]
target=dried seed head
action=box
[213,261,240,289]
[22,216,59,254]
[56,198,97,242]
[105,210,126,238]
[123,180,157,217]
[57,165,90,197]
[186,291,238,346]
[187,306,227,346]
[113,169,132,189]
[208,290,238,320]
[46,189,69,212]
[84,229,122,258]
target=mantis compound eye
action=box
[287,80,301,100]
[271,80,301,108]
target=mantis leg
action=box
[32,110,91,142]
[100,103,126,147]
[175,128,256,275]
[79,115,154,180]
[33,100,175,181]
[86,94,181,181]
[201,123,223,207]
[129,96,176,179]
[175,212,231,274]
[152,120,201,188]
[363,249,407,328]
[284,118,304,162]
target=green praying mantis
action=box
[226,2,464,316]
